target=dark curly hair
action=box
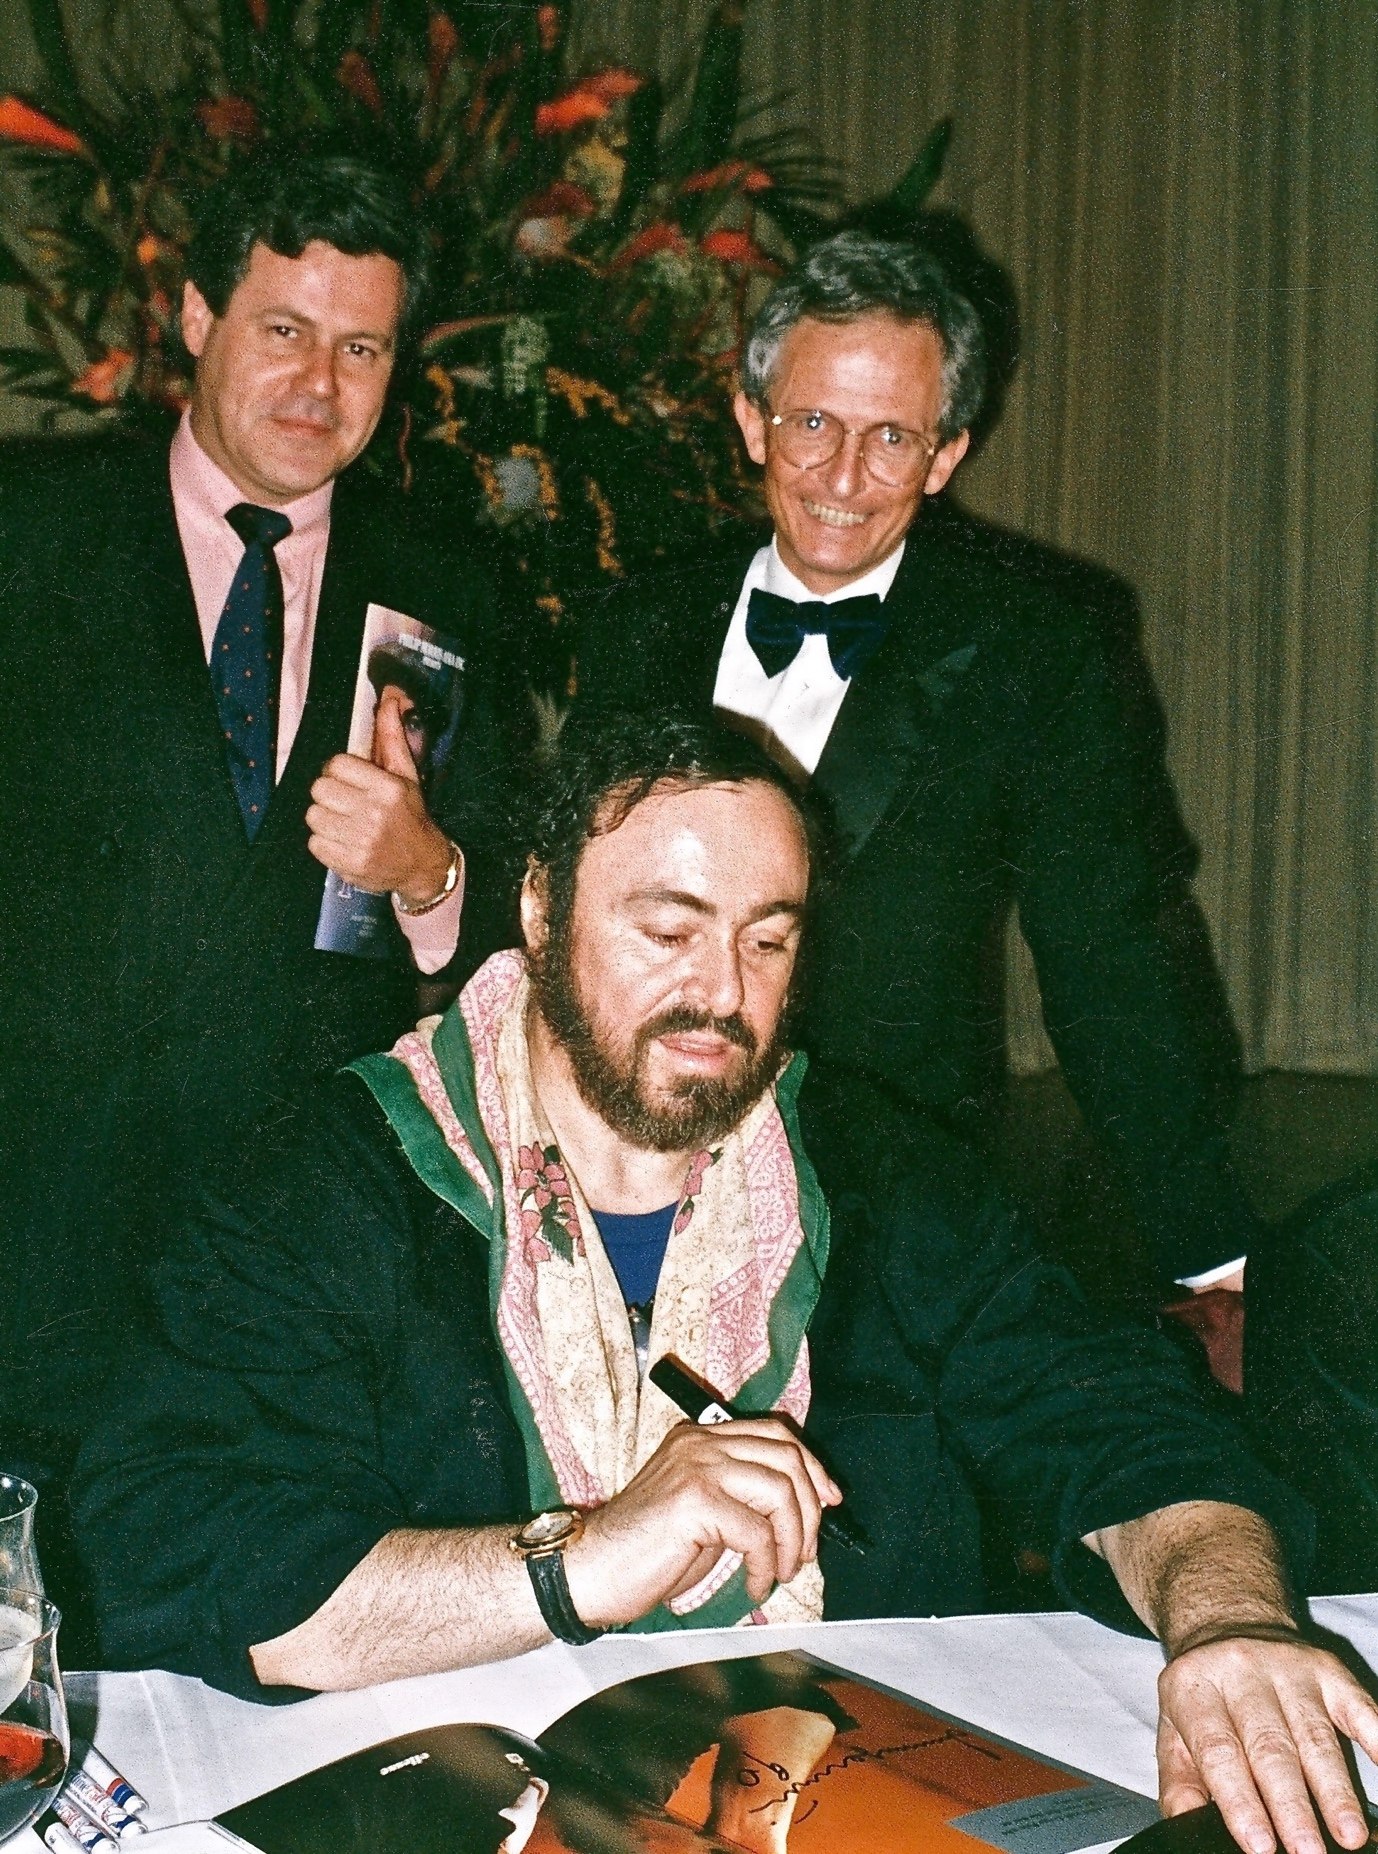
[526,705,831,950]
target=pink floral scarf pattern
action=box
[376,950,826,1624]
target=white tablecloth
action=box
[29,1596,1378,1852]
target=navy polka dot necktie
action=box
[213,502,292,841]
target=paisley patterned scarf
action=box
[348,950,831,1630]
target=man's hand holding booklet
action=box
[313,603,466,959]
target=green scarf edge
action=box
[736,1048,831,1411]
[347,1007,563,1516]
[346,1026,829,1634]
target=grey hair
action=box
[741,230,987,440]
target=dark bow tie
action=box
[744,587,888,681]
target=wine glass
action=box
[0,1591,67,1846]
[0,1482,41,1596]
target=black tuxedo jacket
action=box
[0,436,512,1449]
[573,512,1254,1283]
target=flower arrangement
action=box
[0,0,950,687]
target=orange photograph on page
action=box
[532,1653,1162,1854]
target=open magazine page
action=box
[532,1654,1161,1854]
[313,602,466,960]
[216,1724,550,1854]
[213,1652,1163,1854]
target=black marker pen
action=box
[649,1355,868,1555]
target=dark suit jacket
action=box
[0,436,512,1452]
[572,511,1254,1282]
[71,1062,1305,1699]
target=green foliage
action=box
[0,0,951,683]
[22,0,88,132]
[671,0,745,176]
[886,119,954,222]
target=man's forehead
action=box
[585,777,809,894]
[225,238,403,323]
[772,311,945,391]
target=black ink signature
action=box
[735,1725,1004,1823]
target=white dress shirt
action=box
[712,538,906,779]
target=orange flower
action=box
[534,69,641,134]
[584,476,622,576]
[0,96,85,157]
[71,349,135,405]
[197,95,258,142]
[536,5,562,53]
[547,367,629,423]
[700,228,775,269]
[427,10,458,92]
[135,234,167,268]
[337,51,384,115]
[535,88,607,135]
[613,220,688,267]
[586,71,641,103]
[682,160,772,194]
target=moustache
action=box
[638,1006,756,1054]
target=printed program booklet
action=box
[313,602,466,960]
[211,1650,1165,1854]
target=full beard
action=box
[528,944,788,1153]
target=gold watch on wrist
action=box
[393,839,462,917]
[509,1509,605,1646]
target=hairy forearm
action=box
[249,1525,550,1691]
[1093,1503,1378,1854]
[249,1419,840,1691]
[1085,1500,1297,1654]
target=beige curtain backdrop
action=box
[1,0,1373,1072]
[569,0,1378,1077]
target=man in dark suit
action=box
[575,230,1254,1298]
[573,234,1378,1596]
[0,151,507,1562]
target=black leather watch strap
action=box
[525,1547,606,1646]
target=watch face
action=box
[518,1509,580,1551]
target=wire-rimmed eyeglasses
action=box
[767,407,940,487]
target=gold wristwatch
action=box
[509,1509,605,1645]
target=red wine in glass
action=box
[0,1716,66,1839]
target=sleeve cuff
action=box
[1051,1460,1315,1637]
[213,1509,399,1701]
[1175,1254,1248,1291]
[392,852,465,974]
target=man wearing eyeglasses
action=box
[576,229,1257,1328]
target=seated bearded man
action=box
[75,711,1378,1854]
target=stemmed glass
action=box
[0,1590,68,1845]
[0,1481,41,1596]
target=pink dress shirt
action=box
[169,414,462,973]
